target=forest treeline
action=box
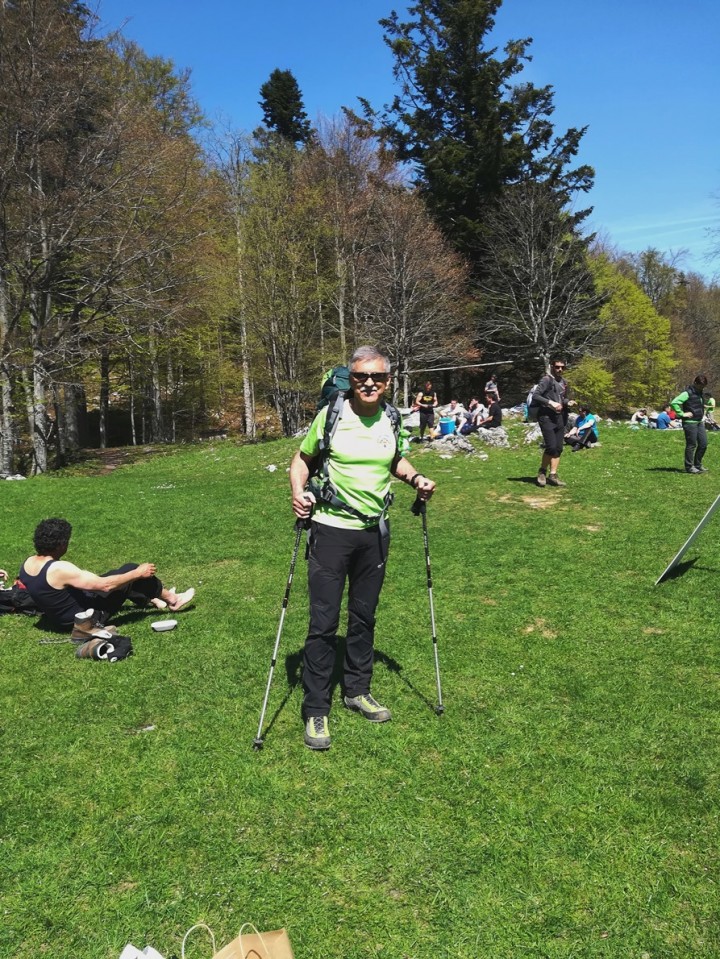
[1,0,718,474]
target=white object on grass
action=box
[151,619,177,632]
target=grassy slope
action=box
[1,426,718,959]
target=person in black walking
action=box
[533,359,574,487]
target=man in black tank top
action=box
[17,518,195,629]
[415,380,438,440]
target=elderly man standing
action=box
[290,346,436,750]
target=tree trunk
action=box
[0,362,13,475]
[64,382,85,452]
[0,265,14,474]
[53,382,67,467]
[149,327,163,441]
[129,358,137,446]
[99,345,110,449]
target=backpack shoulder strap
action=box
[382,400,400,438]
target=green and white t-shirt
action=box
[301,400,397,529]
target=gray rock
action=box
[474,427,510,448]
[433,433,474,453]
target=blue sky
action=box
[97,0,720,279]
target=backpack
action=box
[309,371,401,526]
[0,581,39,616]
[318,366,351,410]
[526,385,541,422]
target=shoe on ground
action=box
[168,587,195,612]
[687,466,701,474]
[696,465,709,473]
[71,609,117,642]
[75,637,113,660]
[344,693,392,723]
[304,715,331,750]
[536,472,547,487]
[547,474,566,487]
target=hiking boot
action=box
[536,471,547,487]
[547,473,566,487]
[344,693,392,723]
[75,637,114,660]
[71,609,117,643]
[304,716,331,750]
[687,466,701,474]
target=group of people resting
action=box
[414,375,503,439]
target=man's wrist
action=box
[409,473,425,489]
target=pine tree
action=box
[374,0,593,274]
[258,68,312,145]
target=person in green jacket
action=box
[671,374,712,473]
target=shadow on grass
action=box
[256,647,304,744]
[374,647,438,714]
[647,466,687,473]
[506,476,543,485]
[656,557,706,582]
[257,638,439,743]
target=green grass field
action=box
[1,424,719,959]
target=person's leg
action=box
[538,417,562,482]
[547,421,565,484]
[303,524,352,718]
[684,423,698,471]
[344,526,388,699]
[73,564,162,618]
[694,422,708,468]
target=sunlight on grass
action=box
[1,427,719,958]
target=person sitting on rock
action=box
[564,405,599,450]
[17,518,194,636]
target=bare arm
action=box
[391,456,436,501]
[49,560,156,593]
[290,450,316,519]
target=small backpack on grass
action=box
[0,581,39,616]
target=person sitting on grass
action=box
[564,405,599,450]
[17,518,195,637]
[655,405,672,430]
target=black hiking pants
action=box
[66,563,164,624]
[303,521,389,717]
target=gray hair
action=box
[349,346,391,373]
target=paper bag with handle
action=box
[181,922,294,959]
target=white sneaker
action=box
[168,587,195,612]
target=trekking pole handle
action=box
[411,495,426,517]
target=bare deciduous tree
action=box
[479,181,606,372]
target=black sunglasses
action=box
[350,371,389,383]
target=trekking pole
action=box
[253,516,309,749]
[411,496,445,715]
